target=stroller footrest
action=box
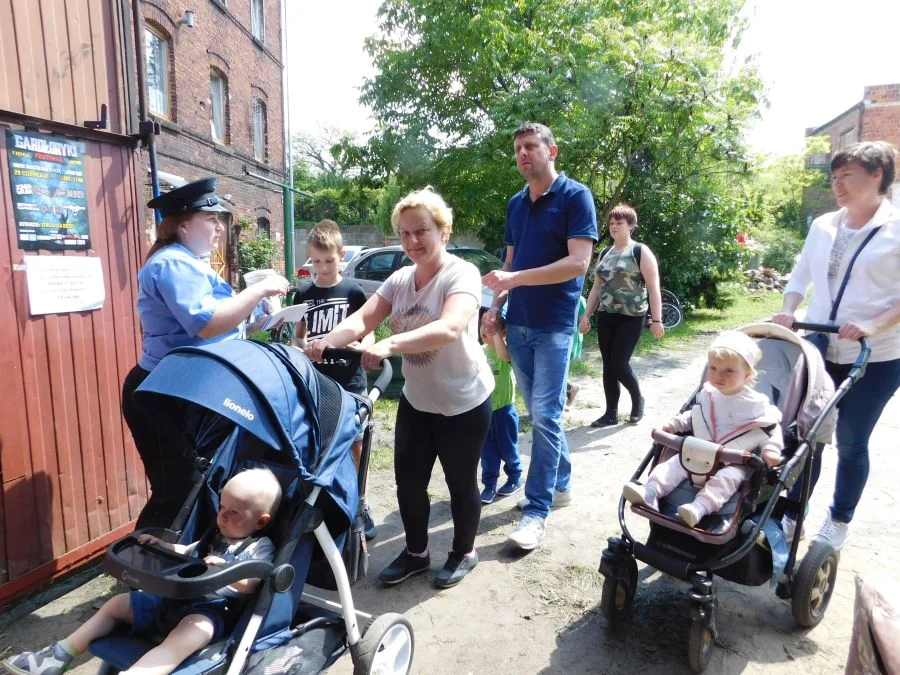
[633,542,692,581]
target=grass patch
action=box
[637,286,783,354]
[579,285,783,359]
[369,441,395,472]
[568,358,599,378]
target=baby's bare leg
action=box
[66,592,134,654]
[120,613,215,675]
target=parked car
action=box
[334,245,502,313]
[296,245,369,279]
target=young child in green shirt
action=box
[479,311,523,504]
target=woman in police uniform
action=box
[123,178,289,528]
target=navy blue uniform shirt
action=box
[504,173,598,331]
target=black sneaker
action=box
[362,501,377,541]
[378,548,430,585]
[434,551,479,588]
[591,412,618,428]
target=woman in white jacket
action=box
[772,141,900,550]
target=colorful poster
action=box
[5,129,90,250]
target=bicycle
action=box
[652,289,684,330]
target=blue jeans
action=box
[480,404,522,489]
[506,325,573,519]
[827,357,900,523]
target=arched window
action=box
[210,68,228,143]
[145,25,171,117]
[257,217,270,238]
[252,98,267,161]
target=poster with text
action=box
[5,129,90,250]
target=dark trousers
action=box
[394,395,492,555]
[786,357,900,523]
[122,365,199,528]
[596,311,645,413]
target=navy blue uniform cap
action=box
[147,177,229,218]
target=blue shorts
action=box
[130,591,244,642]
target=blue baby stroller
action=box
[599,322,869,672]
[90,340,413,674]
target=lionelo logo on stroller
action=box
[223,397,254,420]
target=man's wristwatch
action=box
[650,319,662,324]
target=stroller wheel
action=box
[600,555,638,628]
[687,617,715,672]
[353,612,414,675]
[792,540,839,628]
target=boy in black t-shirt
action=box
[293,220,377,539]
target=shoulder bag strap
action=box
[829,226,881,321]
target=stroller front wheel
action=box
[600,555,638,629]
[791,540,839,628]
[687,617,715,672]
[353,612,414,675]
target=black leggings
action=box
[122,365,199,529]
[596,311,645,413]
[394,395,492,554]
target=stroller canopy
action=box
[135,339,363,522]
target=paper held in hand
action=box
[263,303,308,330]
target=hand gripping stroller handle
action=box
[104,530,274,600]
[321,347,363,368]
[320,347,393,406]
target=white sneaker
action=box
[508,515,547,550]
[516,489,572,511]
[677,502,707,528]
[622,482,659,511]
[812,514,850,550]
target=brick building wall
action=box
[803,83,900,218]
[139,0,287,279]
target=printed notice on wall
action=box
[5,129,90,250]
[25,256,105,315]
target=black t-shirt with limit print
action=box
[294,278,368,394]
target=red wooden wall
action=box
[0,0,148,605]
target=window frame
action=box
[355,252,399,282]
[251,0,265,42]
[210,68,228,143]
[144,24,171,118]
[252,98,267,161]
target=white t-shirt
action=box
[377,255,493,415]
[784,198,900,364]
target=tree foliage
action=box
[350,0,765,305]
[238,234,276,271]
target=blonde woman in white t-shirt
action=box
[772,141,900,551]
[305,188,493,589]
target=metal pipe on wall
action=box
[128,0,161,223]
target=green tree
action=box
[353,0,764,305]
[743,136,830,273]
[238,234,276,271]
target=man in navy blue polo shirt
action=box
[483,123,597,550]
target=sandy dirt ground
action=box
[2,332,898,675]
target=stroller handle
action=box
[791,320,871,381]
[321,348,393,406]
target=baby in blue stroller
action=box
[2,339,412,675]
[4,468,282,675]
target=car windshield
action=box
[343,250,356,262]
